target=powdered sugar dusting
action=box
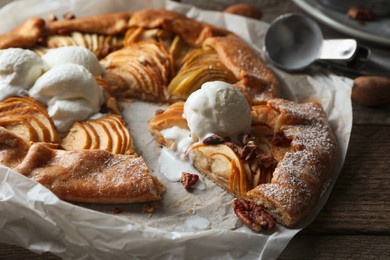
[248,99,337,223]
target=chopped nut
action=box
[259,153,277,168]
[155,109,165,115]
[225,142,241,155]
[48,14,58,22]
[181,172,199,189]
[272,131,292,146]
[347,6,375,21]
[63,12,76,20]
[232,199,276,232]
[203,134,225,145]
[240,140,258,161]
[239,133,256,145]
[57,28,71,36]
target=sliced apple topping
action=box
[148,102,188,146]
[0,97,59,143]
[169,35,192,70]
[124,26,191,72]
[60,122,92,150]
[167,48,236,100]
[33,32,123,58]
[101,41,174,101]
[192,143,251,197]
[61,114,133,155]
[0,118,39,144]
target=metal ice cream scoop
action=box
[264,13,390,76]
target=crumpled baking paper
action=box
[0,0,353,259]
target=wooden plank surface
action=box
[280,235,390,259]
[1,0,390,259]
[306,125,390,234]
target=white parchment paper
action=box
[0,0,353,259]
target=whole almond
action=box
[224,3,262,20]
[352,76,390,106]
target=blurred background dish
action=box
[293,0,390,46]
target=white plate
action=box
[293,0,390,46]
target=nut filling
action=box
[232,199,276,232]
[181,172,199,189]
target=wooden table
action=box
[1,1,389,259]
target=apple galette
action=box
[0,9,336,231]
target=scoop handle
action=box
[319,39,357,61]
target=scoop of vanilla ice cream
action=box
[0,48,48,100]
[29,63,103,132]
[183,81,252,141]
[42,46,103,76]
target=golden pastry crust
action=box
[148,99,337,227]
[14,142,165,203]
[129,9,232,46]
[245,99,337,227]
[203,36,280,102]
[0,127,30,169]
[45,12,133,35]
[0,18,45,49]
[0,125,165,204]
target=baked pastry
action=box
[0,10,279,207]
[149,98,337,228]
[0,9,279,104]
[0,127,164,203]
[0,94,164,203]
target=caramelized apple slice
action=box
[83,122,99,149]
[61,122,92,150]
[192,143,250,197]
[104,114,133,154]
[167,48,236,99]
[112,115,134,153]
[104,115,125,154]
[0,117,39,143]
[169,35,191,69]
[46,32,123,58]
[72,32,88,48]
[148,102,188,146]
[101,41,174,101]
[88,120,113,152]
[3,97,59,143]
[0,98,54,143]
[168,66,236,99]
[101,117,123,154]
[0,107,51,142]
[148,102,187,129]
